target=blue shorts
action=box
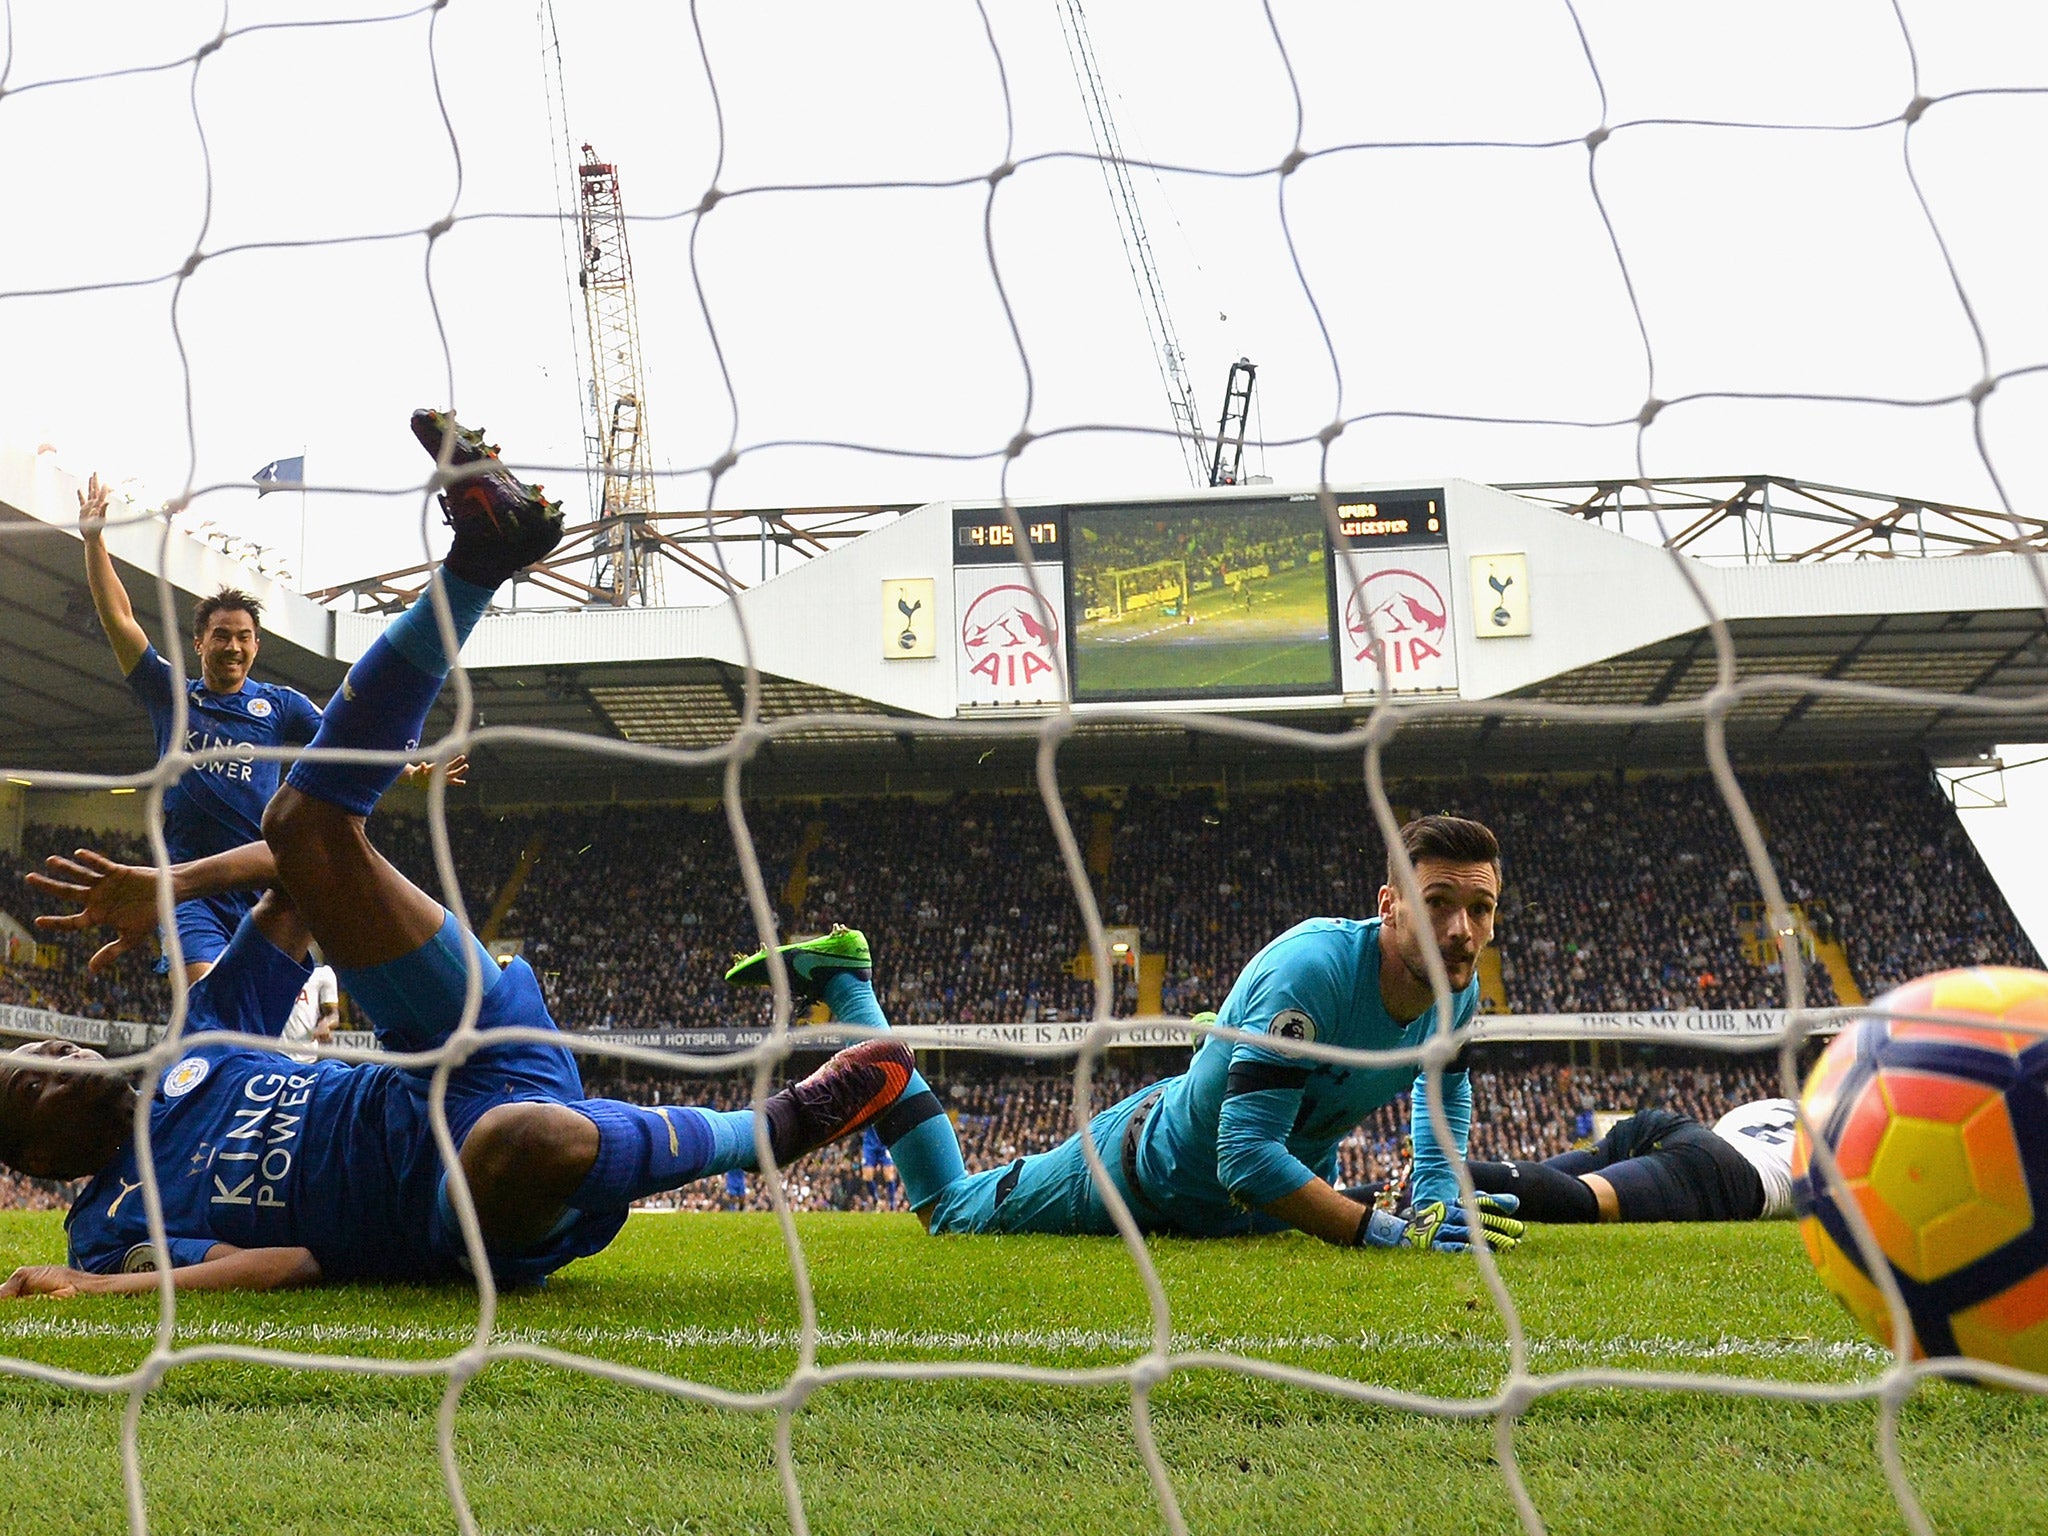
[928,1091,1155,1237]
[342,910,627,1285]
[155,891,259,972]
[426,981,628,1290]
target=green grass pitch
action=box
[0,1211,2043,1535]
[1075,563,1333,697]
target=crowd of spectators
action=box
[0,769,2036,1047]
[1758,771,2036,996]
[0,825,170,1023]
[796,799,1098,1026]
[0,1170,81,1213]
[1112,777,1839,1017]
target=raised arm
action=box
[27,840,280,972]
[77,473,150,675]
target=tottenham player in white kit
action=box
[1457,1098,1796,1223]
[281,961,339,1062]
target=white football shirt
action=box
[1712,1097,1798,1219]
[281,964,339,1062]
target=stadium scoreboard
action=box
[951,488,1449,704]
[1332,492,1447,547]
[953,508,1064,564]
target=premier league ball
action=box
[1794,967,2048,1374]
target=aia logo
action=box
[1345,569,1448,678]
[961,584,1060,689]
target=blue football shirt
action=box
[65,925,604,1284]
[1130,917,1479,1235]
[125,645,323,861]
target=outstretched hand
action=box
[0,1265,89,1300]
[1407,1192,1525,1253]
[1359,1192,1525,1254]
[25,849,167,973]
[400,752,469,789]
[76,472,111,541]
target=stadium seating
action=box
[0,825,172,1023]
[0,769,2035,1034]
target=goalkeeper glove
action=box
[1356,1192,1524,1253]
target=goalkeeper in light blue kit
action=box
[728,816,1524,1254]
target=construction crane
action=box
[575,143,663,607]
[1054,1,1209,488]
[1208,358,1257,487]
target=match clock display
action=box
[952,508,1064,565]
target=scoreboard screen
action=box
[1066,494,1339,702]
[1330,491,1447,547]
[952,508,1064,565]
[949,487,1451,704]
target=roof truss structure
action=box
[1501,476,2048,563]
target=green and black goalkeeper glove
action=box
[1357,1192,1525,1253]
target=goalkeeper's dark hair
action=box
[193,587,263,637]
[1390,814,1500,883]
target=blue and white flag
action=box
[251,455,304,496]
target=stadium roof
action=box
[3,453,2044,801]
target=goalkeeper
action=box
[727,816,1524,1254]
[0,411,912,1298]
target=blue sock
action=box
[567,1099,729,1208]
[696,1107,759,1175]
[820,971,964,1210]
[383,571,496,678]
[336,907,501,1052]
[283,572,494,816]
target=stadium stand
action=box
[0,825,170,1022]
[0,1170,82,1214]
[1,768,2035,1029]
[0,763,2028,1214]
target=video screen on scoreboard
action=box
[1066,497,1338,701]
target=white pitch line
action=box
[0,1316,1887,1368]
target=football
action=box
[1794,967,2048,1374]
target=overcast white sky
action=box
[2,1,2045,946]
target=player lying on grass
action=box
[0,412,912,1298]
[1444,1098,1796,1224]
[75,469,464,984]
[726,815,1525,1253]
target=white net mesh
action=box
[2,4,2047,1534]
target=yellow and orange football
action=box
[1795,967,2048,1374]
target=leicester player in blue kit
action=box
[76,473,460,984]
[79,469,322,982]
[0,414,913,1297]
[727,816,1525,1254]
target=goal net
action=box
[0,3,2045,1534]
[1097,559,1187,620]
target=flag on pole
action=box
[252,455,305,496]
